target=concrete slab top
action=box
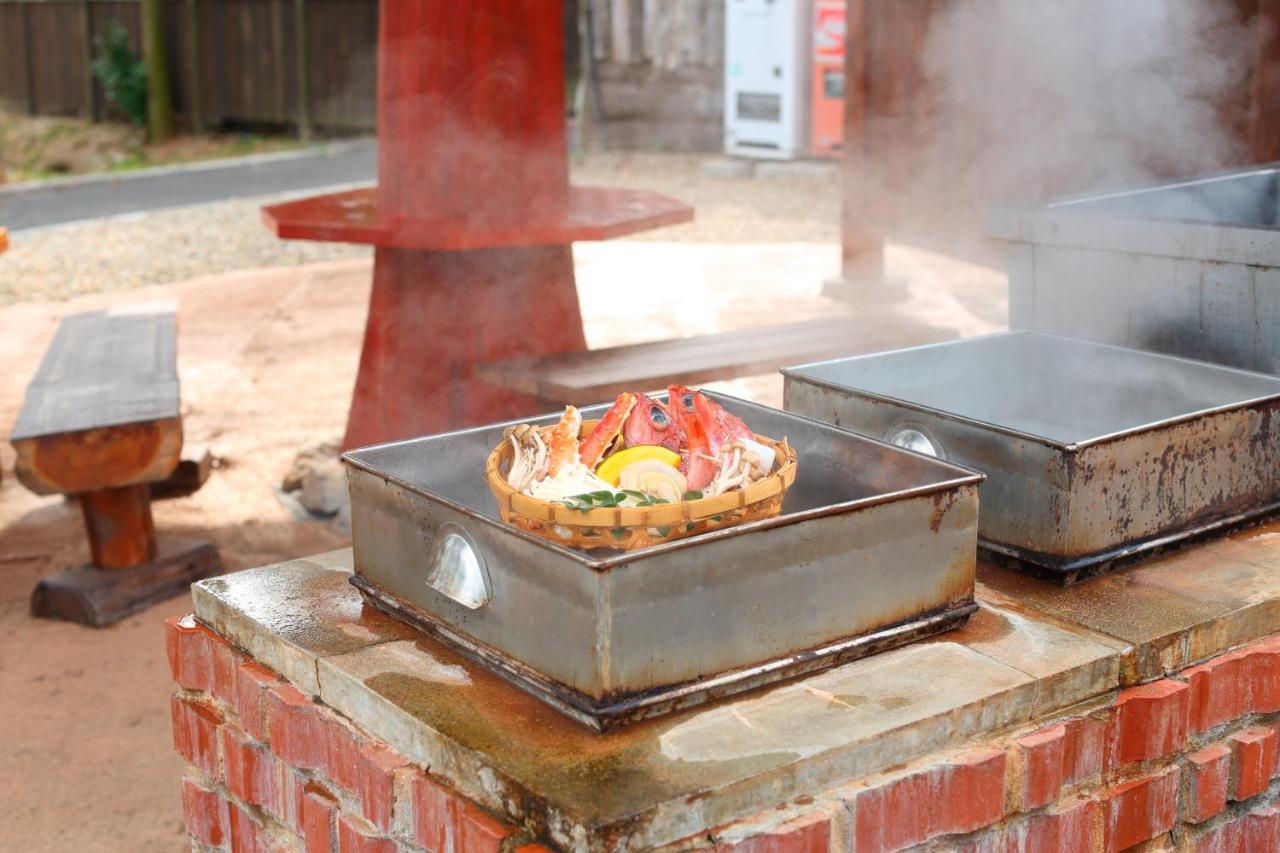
[192,521,1280,848]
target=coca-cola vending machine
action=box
[810,0,846,158]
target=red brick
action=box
[851,750,1005,851]
[1009,799,1096,853]
[273,766,309,833]
[355,741,409,832]
[1061,716,1106,785]
[1194,819,1244,853]
[411,772,462,852]
[229,801,269,853]
[716,810,831,852]
[166,614,214,691]
[1099,766,1178,853]
[301,783,339,853]
[267,682,371,799]
[266,682,329,771]
[219,726,279,812]
[851,770,929,851]
[1230,727,1278,801]
[337,813,396,853]
[232,661,281,742]
[1183,653,1247,732]
[1015,723,1066,810]
[321,719,363,795]
[1180,640,1280,733]
[1245,804,1280,850]
[930,749,1006,836]
[1184,743,1231,823]
[171,694,223,779]
[458,801,518,853]
[1252,638,1280,713]
[181,777,229,847]
[1105,679,1190,767]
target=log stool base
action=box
[31,538,222,627]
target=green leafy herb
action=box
[682,490,704,501]
[656,526,672,537]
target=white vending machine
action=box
[723,0,810,159]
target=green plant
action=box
[92,25,147,126]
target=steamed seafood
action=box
[503,388,783,506]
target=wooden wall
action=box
[0,0,377,132]
[0,0,721,148]
[586,0,724,150]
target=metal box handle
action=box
[424,524,491,609]
[886,423,944,459]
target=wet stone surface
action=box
[192,550,418,694]
[978,518,1280,683]
[193,523,1280,848]
[195,549,1129,850]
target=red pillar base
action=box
[342,244,587,449]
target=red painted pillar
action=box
[263,1,691,449]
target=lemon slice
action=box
[595,445,682,486]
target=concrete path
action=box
[0,139,375,231]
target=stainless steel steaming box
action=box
[784,333,1280,585]
[989,164,1280,375]
[343,395,983,731]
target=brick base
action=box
[166,615,549,853]
[169,615,1280,852]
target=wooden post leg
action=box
[341,244,587,449]
[80,484,157,569]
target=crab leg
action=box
[580,393,637,468]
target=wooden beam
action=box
[185,0,205,132]
[81,484,157,569]
[20,1,37,115]
[839,0,885,281]
[294,0,311,140]
[80,0,97,120]
[13,419,183,496]
[1251,0,1280,161]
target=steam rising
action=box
[857,0,1256,256]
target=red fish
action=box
[682,400,718,491]
[580,393,636,468]
[693,391,752,453]
[622,393,685,452]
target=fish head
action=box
[623,393,686,452]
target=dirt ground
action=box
[0,239,1004,850]
[0,109,306,182]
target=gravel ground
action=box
[0,152,838,305]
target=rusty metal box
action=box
[343,394,982,731]
[989,164,1280,376]
[784,333,1280,584]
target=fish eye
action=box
[650,406,669,427]
[680,392,694,409]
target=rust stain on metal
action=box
[929,489,959,532]
[354,572,975,732]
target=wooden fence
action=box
[0,0,378,132]
[0,0,722,141]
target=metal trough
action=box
[343,394,982,731]
[784,333,1280,585]
[989,164,1280,375]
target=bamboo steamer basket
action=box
[486,419,798,551]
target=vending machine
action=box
[810,0,846,158]
[723,0,810,159]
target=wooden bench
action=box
[475,315,953,406]
[11,304,222,626]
